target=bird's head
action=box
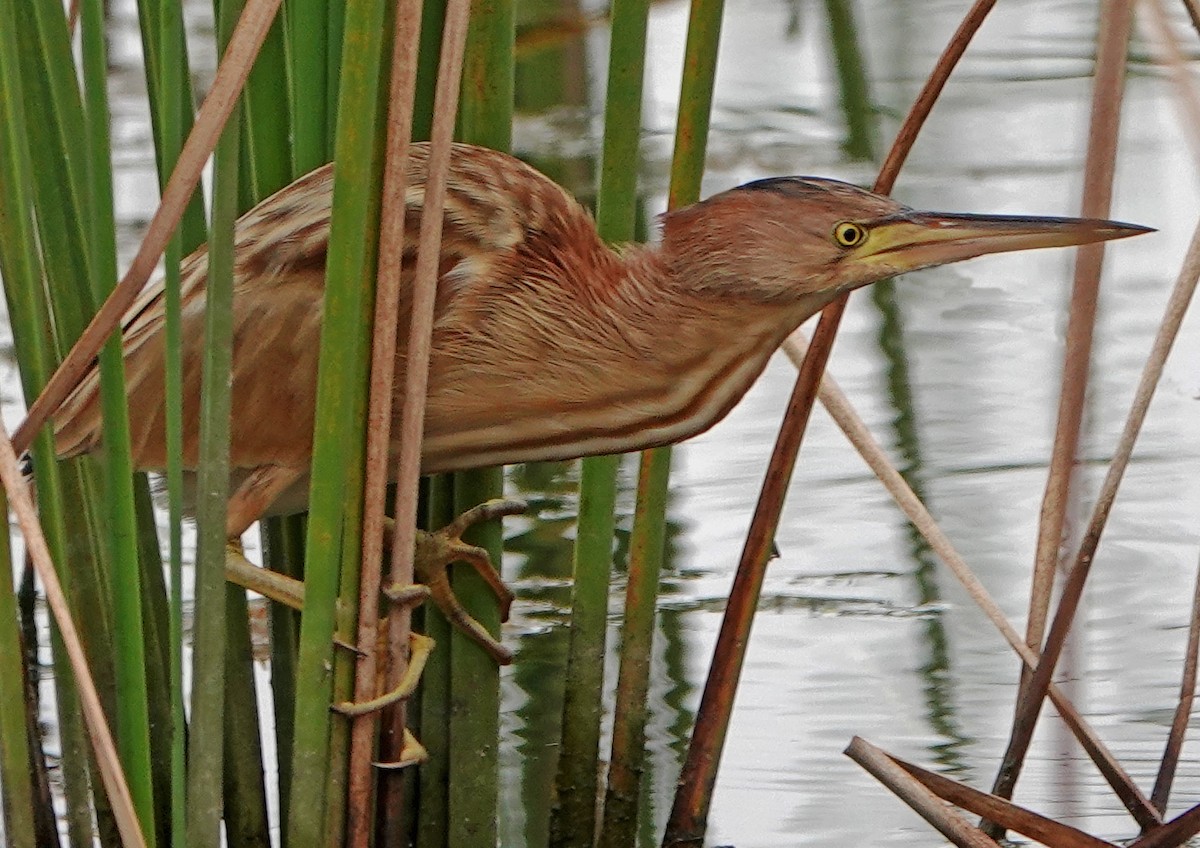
[660,176,1150,307]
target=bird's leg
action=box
[217,464,526,665]
[223,465,310,610]
[383,498,526,666]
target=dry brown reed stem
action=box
[1183,0,1200,36]
[1130,804,1200,848]
[1025,0,1132,659]
[0,425,147,848]
[844,737,998,848]
[385,0,474,641]
[781,333,1160,828]
[664,4,1001,840]
[1141,0,1200,165]
[377,0,472,825]
[873,0,997,195]
[1010,214,1200,810]
[10,0,283,457]
[851,738,1119,848]
[1150,561,1200,815]
[345,0,427,840]
[992,0,1134,825]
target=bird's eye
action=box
[833,221,867,248]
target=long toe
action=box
[400,498,527,665]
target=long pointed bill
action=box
[852,210,1152,277]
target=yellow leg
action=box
[222,498,526,664]
[225,541,305,609]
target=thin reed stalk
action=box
[222,594,270,844]
[346,0,424,837]
[847,738,1116,848]
[551,0,650,840]
[987,0,1135,822]
[1023,0,1132,679]
[441,1,514,843]
[184,0,246,839]
[645,9,724,848]
[135,0,207,254]
[0,489,34,847]
[989,203,1200,833]
[287,0,392,835]
[287,0,331,173]
[1151,559,1200,815]
[845,738,997,848]
[417,479,455,848]
[80,0,158,835]
[0,9,102,838]
[664,3,999,843]
[259,0,311,833]
[207,0,288,836]
[137,0,199,840]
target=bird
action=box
[48,142,1149,663]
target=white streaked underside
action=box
[419,324,784,474]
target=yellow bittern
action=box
[50,142,1148,662]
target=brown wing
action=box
[51,143,591,473]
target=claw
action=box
[374,728,428,770]
[332,632,435,717]
[388,498,526,665]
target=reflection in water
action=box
[871,279,973,774]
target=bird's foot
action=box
[384,498,526,666]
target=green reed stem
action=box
[0,508,35,848]
[0,13,103,846]
[590,21,654,848]
[0,34,39,846]
[261,0,314,834]
[417,479,454,848]
[241,10,292,197]
[651,0,726,845]
[823,0,876,160]
[288,0,332,172]
[444,2,514,843]
[551,0,649,841]
[552,448,619,848]
[219,5,294,837]
[134,0,199,840]
[288,0,390,836]
[185,0,244,839]
[625,34,727,845]
[223,585,271,846]
[260,515,302,841]
[136,0,206,254]
[158,12,188,848]
[408,3,448,841]
[412,0,448,142]
[81,0,159,837]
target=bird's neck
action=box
[419,239,823,473]
[583,245,817,444]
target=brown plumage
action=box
[54,142,1147,523]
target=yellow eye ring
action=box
[833,221,867,248]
